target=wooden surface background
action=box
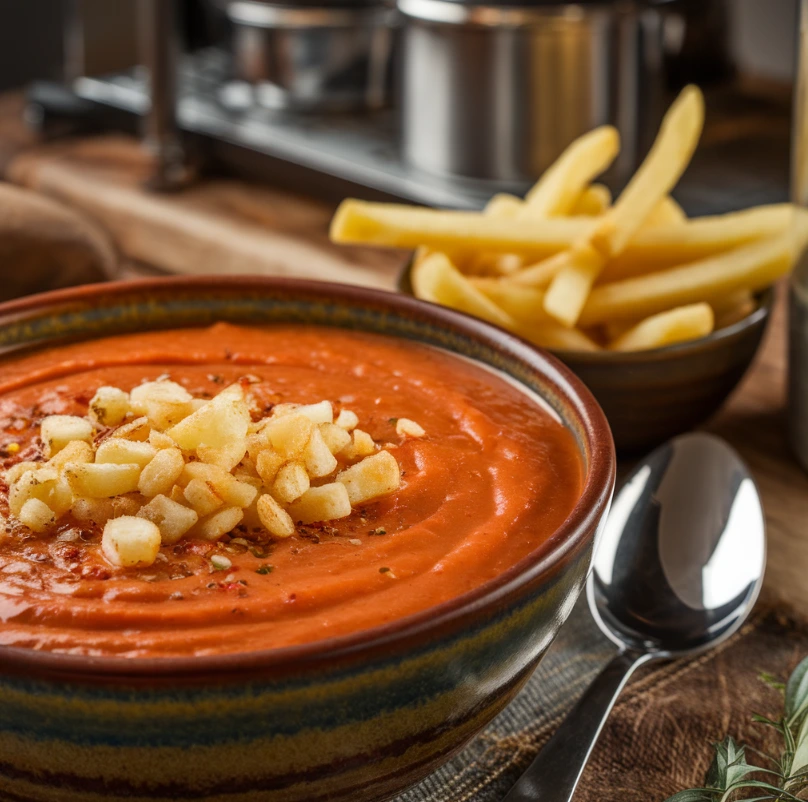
[0,92,805,613]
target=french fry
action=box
[484,193,523,218]
[579,234,792,327]
[523,126,620,216]
[571,184,612,216]
[600,204,792,283]
[508,250,577,289]
[411,252,517,329]
[472,279,548,323]
[543,244,604,327]
[330,200,591,260]
[590,85,705,257]
[608,303,714,352]
[468,194,525,276]
[516,321,601,353]
[471,278,598,350]
[644,197,687,227]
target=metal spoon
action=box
[503,432,766,802]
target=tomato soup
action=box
[0,323,582,657]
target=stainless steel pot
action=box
[225,0,397,112]
[399,0,668,183]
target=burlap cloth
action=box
[398,597,806,802]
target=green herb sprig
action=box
[665,656,808,801]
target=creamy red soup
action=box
[0,323,582,658]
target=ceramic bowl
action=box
[558,288,773,453]
[0,277,615,802]
[399,264,772,454]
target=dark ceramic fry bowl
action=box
[0,277,615,802]
[558,288,773,453]
[399,262,772,453]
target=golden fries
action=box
[600,204,793,283]
[608,303,714,352]
[330,200,590,259]
[523,126,620,217]
[541,85,704,327]
[591,86,704,258]
[543,245,604,327]
[572,184,612,216]
[579,234,791,327]
[644,197,687,227]
[412,252,516,329]
[329,85,798,354]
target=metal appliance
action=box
[29,0,682,207]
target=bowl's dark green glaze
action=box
[400,260,772,454]
[0,277,614,802]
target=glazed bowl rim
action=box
[0,276,615,679]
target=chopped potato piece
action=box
[304,428,338,478]
[183,478,223,517]
[64,462,141,499]
[257,494,295,538]
[272,461,310,504]
[102,516,161,567]
[72,497,115,525]
[261,413,315,459]
[130,380,194,429]
[288,483,352,524]
[167,384,250,471]
[342,430,376,461]
[18,498,56,532]
[337,451,401,505]
[9,468,72,517]
[40,415,94,458]
[193,506,243,541]
[181,461,257,508]
[320,423,352,455]
[296,401,333,425]
[88,386,130,427]
[137,495,198,545]
[138,448,185,498]
[335,409,359,431]
[48,440,94,470]
[111,417,151,442]
[5,461,39,486]
[112,494,144,518]
[149,430,176,450]
[95,439,156,468]
[396,418,425,438]
[255,449,285,488]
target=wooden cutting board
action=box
[3,127,404,291]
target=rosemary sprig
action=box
[666,656,808,801]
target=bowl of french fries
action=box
[331,85,802,451]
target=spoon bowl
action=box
[504,432,766,802]
[589,432,766,658]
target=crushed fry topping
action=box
[4,379,423,568]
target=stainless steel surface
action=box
[399,0,665,183]
[138,0,193,191]
[790,0,808,471]
[225,0,396,112]
[503,433,766,802]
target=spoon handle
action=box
[502,649,652,802]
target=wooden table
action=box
[0,92,805,613]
